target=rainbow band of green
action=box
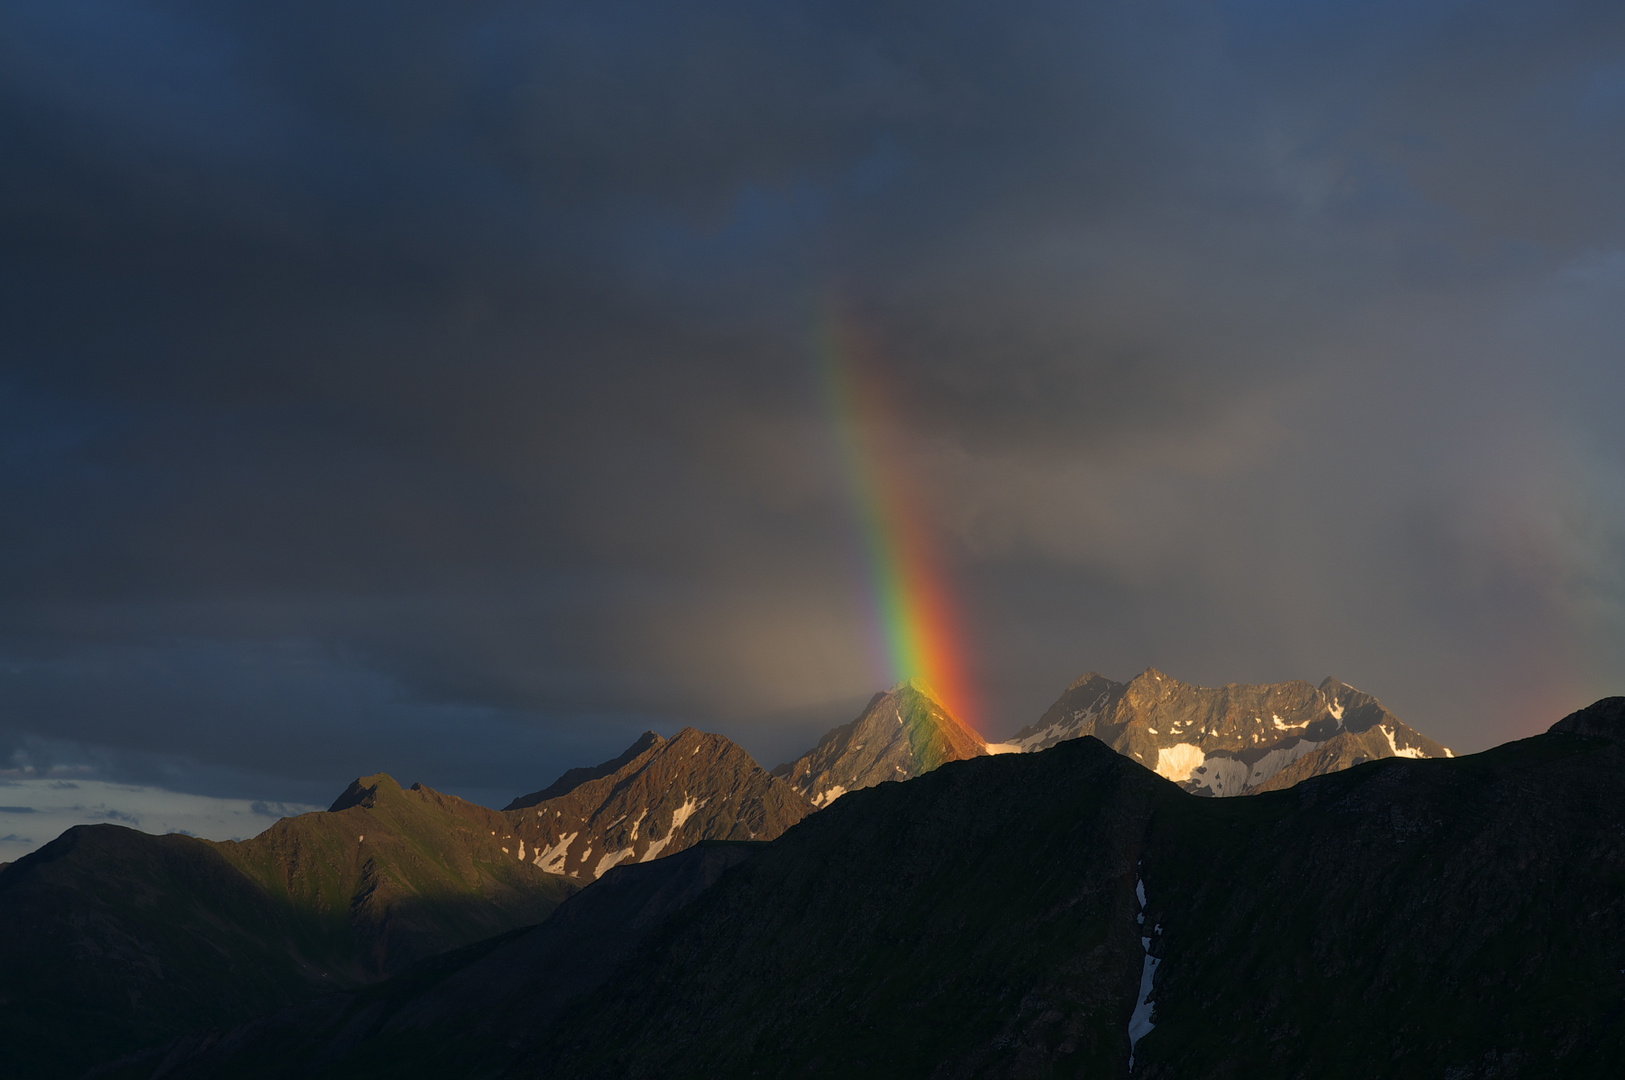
[817,306,977,731]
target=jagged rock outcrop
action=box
[772,678,988,807]
[1010,668,1449,795]
[503,727,811,881]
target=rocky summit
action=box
[1010,668,1450,796]
[501,727,811,881]
[772,678,989,807]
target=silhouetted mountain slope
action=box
[90,842,764,1080]
[0,775,576,1080]
[503,727,810,881]
[1136,697,1625,1078]
[526,697,1625,1078]
[1013,668,1449,794]
[0,826,323,1080]
[537,739,1154,1079]
[773,678,988,806]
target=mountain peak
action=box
[505,731,667,811]
[327,773,404,813]
[503,728,809,881]
[775,683,987,807]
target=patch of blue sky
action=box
[0,778,321,859]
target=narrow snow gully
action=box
[1128,869,1160,1074]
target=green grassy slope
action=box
[217,775,575,978]
[0,774,575,1079]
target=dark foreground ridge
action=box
[90,842,762,1080]
[93,697,1625,1079]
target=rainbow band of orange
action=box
[817,307,980,733]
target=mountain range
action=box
[84,695,1625,1079]
[1008,668,1450,795]
[0,667,1506,1077]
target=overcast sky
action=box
[3,0,1624,818]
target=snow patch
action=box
[1129,875,1159,1070]
[627,807,648,840]
[812,784,848,808]
[517,839,525,861]
[1381,725,1428,759]
[984,742,1021,755]
[668,796,703,833]
[1328,699,1345,721]
[640,832,674,861]
[594,847,634,878]
[1155,743,1206,783]
[1245,739,1323,788]
[1192,755,1249,796]
[1272,713,1309,731]
[532,832,577,873]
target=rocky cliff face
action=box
[502,727,811,881]
[772,678,989,807]
[1011,668,1449,795]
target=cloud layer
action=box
[2,0,1623,806]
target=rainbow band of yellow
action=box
[817,307,980,732]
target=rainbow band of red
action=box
[818,308,980,733]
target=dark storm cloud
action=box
[2,0,1623,804]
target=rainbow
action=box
[817,306,981,733]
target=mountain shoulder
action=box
[1548,697,1625,742]
[505,731,666,810]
